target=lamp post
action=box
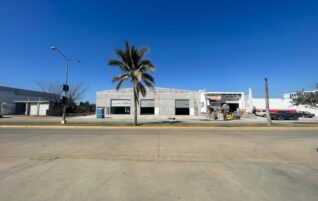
[51,47,80,124]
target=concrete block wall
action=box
[96,88,202,116]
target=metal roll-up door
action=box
[175,99,189,108]
[141,99,154,107]
[39,104,49,116]
[111,100,131,107]
[30,104,38,115]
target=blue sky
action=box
[1,0,318,102]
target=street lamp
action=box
[51,46,80,124]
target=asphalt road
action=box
[0,128,317,201]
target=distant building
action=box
[283,90,318,99]
[245,88,318,116]
[0,86,62,116]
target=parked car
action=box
[255,109,267,117]
[297,111,315,118]
[270,112,299,120]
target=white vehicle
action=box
[255,109,267,117]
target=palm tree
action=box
[108,42,156,126]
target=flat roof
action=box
[97,87,201,94]
[205,92,244,94]
[14,100,49,103]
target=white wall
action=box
[252,98,297,110]
[251,98,318,116]
[295,105,318,116]
[200,93,207,114]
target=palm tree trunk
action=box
[134,90,138,126]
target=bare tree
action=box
[67,83,88,104]
[36,81,62,102]
[36,81,88,104]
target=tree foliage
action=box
[76,101,96,113]
[291,91,318,108]
[291,83,318,108]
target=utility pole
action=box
[265,78,271,126]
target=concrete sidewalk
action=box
[1,114,318,125]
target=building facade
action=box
[96,87,202,116]
[96,87,246,117]
[0,86,61,116]
[97,87,318,117]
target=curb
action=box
[1,125,318,130]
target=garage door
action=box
[30,104,38,115]
[39,104,49,116]
[111,100,131,107]
[175,99,190,115]
[140,99,155,115]
[175,99,189,108]
[111,99,131,114]
[141,99,154,107]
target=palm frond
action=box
[138,59,156,71]
[137,47,149,57]
[142,73,154,84]
[137,82,147,97]
[125,42,135,69]
[131,46,141,69]
[143,79,155,90]
[108,59,130,72]
[114,49,128,63]
[112,74,129,83]
[115,79,125,91]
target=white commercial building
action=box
[96,87,246,117]
[245,88,318,116]
[96,87,202,116]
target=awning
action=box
[208,96,222,101]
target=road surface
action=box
[0,128,317,201]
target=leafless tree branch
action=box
[36,81,87,104]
